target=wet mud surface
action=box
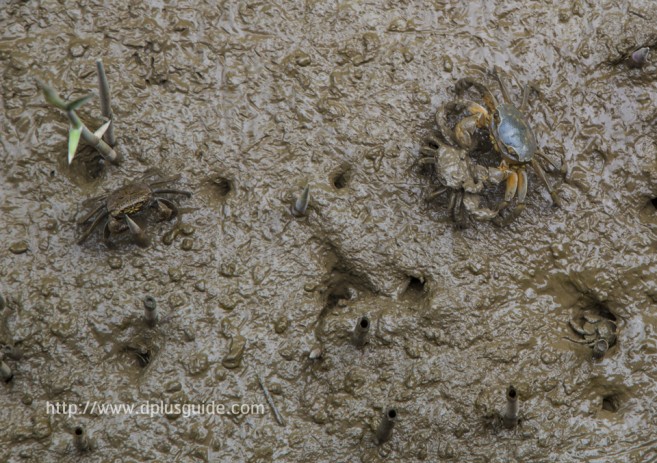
[2,1,657,462]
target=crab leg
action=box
[535,151,560,171]
[154,198,180,221]
[501,171,518,208]
[496,170,527,226]
[563,336,594,345]
[77,211,109,244]
[77,203,106,225]
[418,147,439,160]
[151,188,192,197]
[520,84,530,112]
[81,193,109,208]
[427,187,447,200]
[148,175,182,188]
[455,77,498,112]
[531,158,562,207]
[492,66,513,105]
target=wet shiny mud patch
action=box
[1,1,657,462]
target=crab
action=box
[76,170,191,247]
[446,66,561,224]
[419,107,508,226]
[565,311,617,359]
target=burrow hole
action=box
[331,167,352,190]
[601,394,621,412]
[211,176,233,198]
[403,275,427,299]
[651,197,657,210]
[324,282,353,311]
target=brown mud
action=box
[1,1,657,462]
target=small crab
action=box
[419,109,503,226]
[76,170,191,247]
[447,67,561,224]
[565,311,618,359]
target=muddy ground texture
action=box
[2,1,657,462]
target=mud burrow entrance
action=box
[601,393,622,413]
[330,165,352,191]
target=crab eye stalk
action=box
[493,110,501,124]
[505,145,517,157]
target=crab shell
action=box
[433,145,484,193]
[490,104,538,165]
[106,183,154,218]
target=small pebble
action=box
[180,224,195,236]
[222,335,246,369]
[194,280,206,292]
[183,326,196,342]
[69,44,86,57]
[168,293,185,308]
[162,230,177,245]
[9,241,28,254]
[168,267,183,282]
[186,352,209,376]
[273,316,289,334]
[165,381,182,393]
[295,52,311,67]
[443,56,453,72]
[181,238,194,251]
[108,257,123,269]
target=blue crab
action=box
[447,67,561,224]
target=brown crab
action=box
[419,104,511,226]
[565,311,618,359]
[76,170,191,247]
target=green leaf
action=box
[68,124,83,164]
[36,80,67,110]
[66,94,94,112]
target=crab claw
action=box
[629,47,650,68]
[292,185,310,217]
[125,216,150,248]
[592,339,609,359]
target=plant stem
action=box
[68,110,121,164]
[96,59,116,146]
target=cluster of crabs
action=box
[419,67,561,227]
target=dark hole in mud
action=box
[592,302,617,322]
[325,283,352,311]
[135,350,151,367]
[320,257,373,315]
[360,318,370,329]
[74,427,84,436]
[65,148,107,185]
[580,301,617,322]
[211,176,233,198]
[508,388,517,399]
[404,276,426,298]
[331,168,351,190]
[602,394,620,412]
[123,345,153,368]
[651,197,657,209]
[387,409,397,419]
